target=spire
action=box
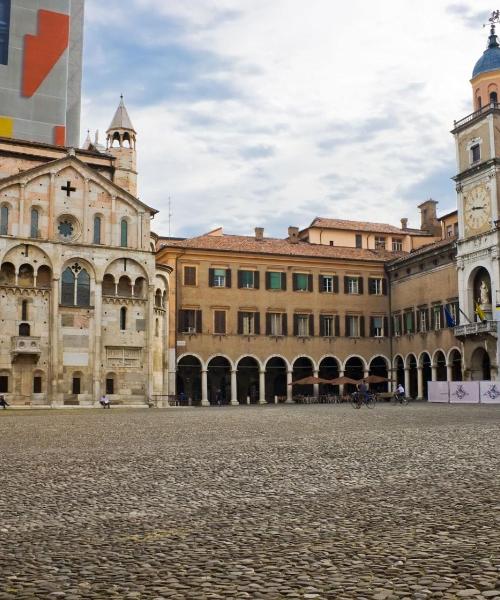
[489,22,500,49]
[107,95,135,133]
[82,129,92,149]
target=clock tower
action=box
[452,11,500,380]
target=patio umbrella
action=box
[327,376,360,386]
[363,375,390,384]
[288,376,332,385]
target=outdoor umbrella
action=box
[288,376,332,385]
[363,375,390,384]
[327,376,360,386]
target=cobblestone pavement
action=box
[0,404,499,600]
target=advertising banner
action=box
[449,381,480,404]
[427,381,450,403]
[479,381,500,404]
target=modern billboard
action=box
[0,0,84,147]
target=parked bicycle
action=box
[350,391,377,409]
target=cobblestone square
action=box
[0,404,499,600]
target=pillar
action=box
[230,369,238,405]
[50,277,60,406]
[259,369,266,404]
[200,369,209,406]
[19,182,26,237]
[93,280,103,405]
[446,363,453,382]
[431,365,437,381]
[48,173,56,238]
[313,369,319,397]
[404,367,410,397]
[286,370,293,402]
[417,366,424,400]
[82,178,89,243]
[146,285,155,402]
[339,370,345,398]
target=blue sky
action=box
[81,0,491,238]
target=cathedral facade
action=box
[0,100,170,407]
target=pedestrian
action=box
[100,394,110,409]
[356,380,369,408]
[178,390,186,406]
[0,395,8,409]
[216,388,222,406]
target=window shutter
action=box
[266,313,272,335]
[319,275,324,293]
[309,314,314,336]
[221,311,226,333]
[360,316,365,337]
[282,313,288,336]
[345,315,349,337]
[293,314,299,336]
[319,315,325,335]
[265,272,271,290]
[416,310,421,332]
[308,274,313,292]
[208,268,215,287]
[226,269,232,288]
[196,310,202,333]
[369,317,375,337]
[178,310,185,333]
[425,308,430,330]
[383,317,388,337]
[254,271,260,289]
[292,273,298,291]
[368,279,374,295]
[358,277,364,294]
[333,275,339,294]
[237,270,243,288]
[335,315,340,336]
[344,276,349,294]
[281,273,287,291]
[382,278,388,295]
[430,308,435,330]
[254,312,260,335]
[237,312,243,334]
[440,305,445,329]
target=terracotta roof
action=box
[387,238,455,266]
[308,217,431,236]
[159,234,407,262]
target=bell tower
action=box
[106,96,138,197]
[452,10,500,380]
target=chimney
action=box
[255,227,264,241]
[288,226,299,243]
[400,218,408,230]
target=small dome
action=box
[473,29,500,78]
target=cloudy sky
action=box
[81,1,492,238]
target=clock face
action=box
[464,184,490,233]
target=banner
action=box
[479,381,500,404]
[427,381,450,403]
[449,381,480,404]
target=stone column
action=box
[286,369,293,402]
[93,280,103,405]
[259,369,266,404]
[446,363,453,382]
[338,370,345,398]
[18,182,25,237]
[111,196,117,245]
[404,368,410,397]
[431,365,438,382]
[417,366,424,400]
[50,277,60,406]
[48,173,56,238]
[230,369,238,406]
[146,285,155,402]
[313,369,320,398]
[82,178,89,243]
[201,370,209,406]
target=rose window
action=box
[58,220,74,238]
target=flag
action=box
[475,303,486,322]
[444,306,456,327]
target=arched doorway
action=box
[407,354,418,398]
[177,355,202,406]
[449,349,462,381]
[470,348,491,381]
[292,357,314,396]
[237,357,260,404]
[344,356,364,393]
[265,357,287,403]
[207,356,231,405]
[435,350,447,381]
[420,352,432,399]
[369,356,389,392]
[394,356,405,388]
[318,357,339,395]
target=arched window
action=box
[120,219,128,247]
[76,269,90,307]
[120,307,127,330]
[491,91,498,104]
[19,323,30,336]
[61,268,75,306]
[21,300,28,321]
[93,216,101,244]
[30,208,39,238]
[0,205,8,235]
[61,266,91,307]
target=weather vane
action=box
[485,10,500,30]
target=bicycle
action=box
[350,391,377,409]
[391,393,408,406]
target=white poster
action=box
[427,381,449,403]
[480,381,500,404]
[449,381,480,404]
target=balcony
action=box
[11,336,42,359]
[453,102,500,131]
[454,321,498,338]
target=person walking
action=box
[0,395,8,409]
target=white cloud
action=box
[81,0,494,237]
